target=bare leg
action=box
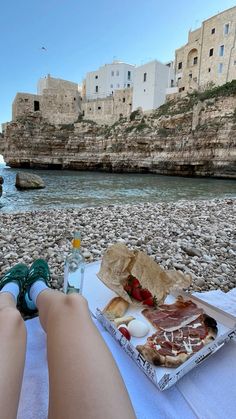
[37,290,136,419]
[0,293,27,419]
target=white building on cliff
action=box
[85,60,135,100]
[132,60,175,111]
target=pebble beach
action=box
[0,198,235,293]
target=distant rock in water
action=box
[0,176,3,197]
[15,172,45,190]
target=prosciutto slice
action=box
[147,317,207,357]
[142,297,204,332]
[137,297,218,367]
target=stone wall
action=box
[174,6,236,95]
[37,75,78,95]
[12,93,41,120]
[2,92,236,178]
[12,75,81,125]
[81,88,132,125]
[12,91,81,125]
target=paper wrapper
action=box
[97,243,192,305]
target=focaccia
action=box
[103,297,129,320]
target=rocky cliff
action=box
[2,83,236,178]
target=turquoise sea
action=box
[0,164,236,213]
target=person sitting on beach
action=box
[0,260,136,419]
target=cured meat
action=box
[137,298,218,368]
[142,297,204,332]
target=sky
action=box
[0,0,236,127]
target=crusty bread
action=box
[103,297,129,320]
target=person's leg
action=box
[0,293,27,419]
[37,289,136,419]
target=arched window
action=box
[187,48,198,67]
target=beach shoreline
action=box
[0,198,235,293]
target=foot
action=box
[21,259,51,316]
[0,264,29,304]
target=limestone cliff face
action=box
[1,93,236,178]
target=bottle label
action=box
[72,238,81,248]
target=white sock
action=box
[0,282,20,302]
[29,280,49,306]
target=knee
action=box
[64,293,88,312]
[44,293,89,325]
[0,307,26,338]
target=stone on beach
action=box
[15,172,45,190]
[0,199,235,294]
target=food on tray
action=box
[142,296,204,332]
[123,276,157,307]
[136,297,218,367]
[97,244,191,306]
[113,315,135,327]
[127,320,149,338]
[118,326,131,340]
[103,297,129,320]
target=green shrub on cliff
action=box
[197,80,236,101]
[153,80,236,119]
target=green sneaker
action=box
[21,259,51,316]
[0,263,29,304]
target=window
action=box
[179,87,185,92]
[34,101,40,111]
[219,45,224,56]
[218,63,223,74]
[209,48,214,57]
[193,56,198,65]
[189,73,192,79]
[178,62,182,70]
[123,98,125,103]
[127,83,130,88]
[95,75,98,79]
[95,85,98,93]
[74,97,76,101]
[144,89,146,92]
[24,98,28,102]
[143,72,147,82]
[234,60,236,65]
[127,71,131,80]
[224,23,230,35]
[208,68,211,72]
[111,71,114,76]
[171,79,174,87]
[98,106,101,110]
[110,84,113,88]
[211,28,215,34]
[116,70,119,76]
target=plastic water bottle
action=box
[64,232,85,294]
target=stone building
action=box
[81,88,133,125]
[85,60,135,100]
[171,6,236,96]
[12,75,81,125]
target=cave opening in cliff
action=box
[47,164,63,169]
[21,162,30,168]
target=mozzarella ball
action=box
[127,320,149,338]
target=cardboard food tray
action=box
[83,262,236,391]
